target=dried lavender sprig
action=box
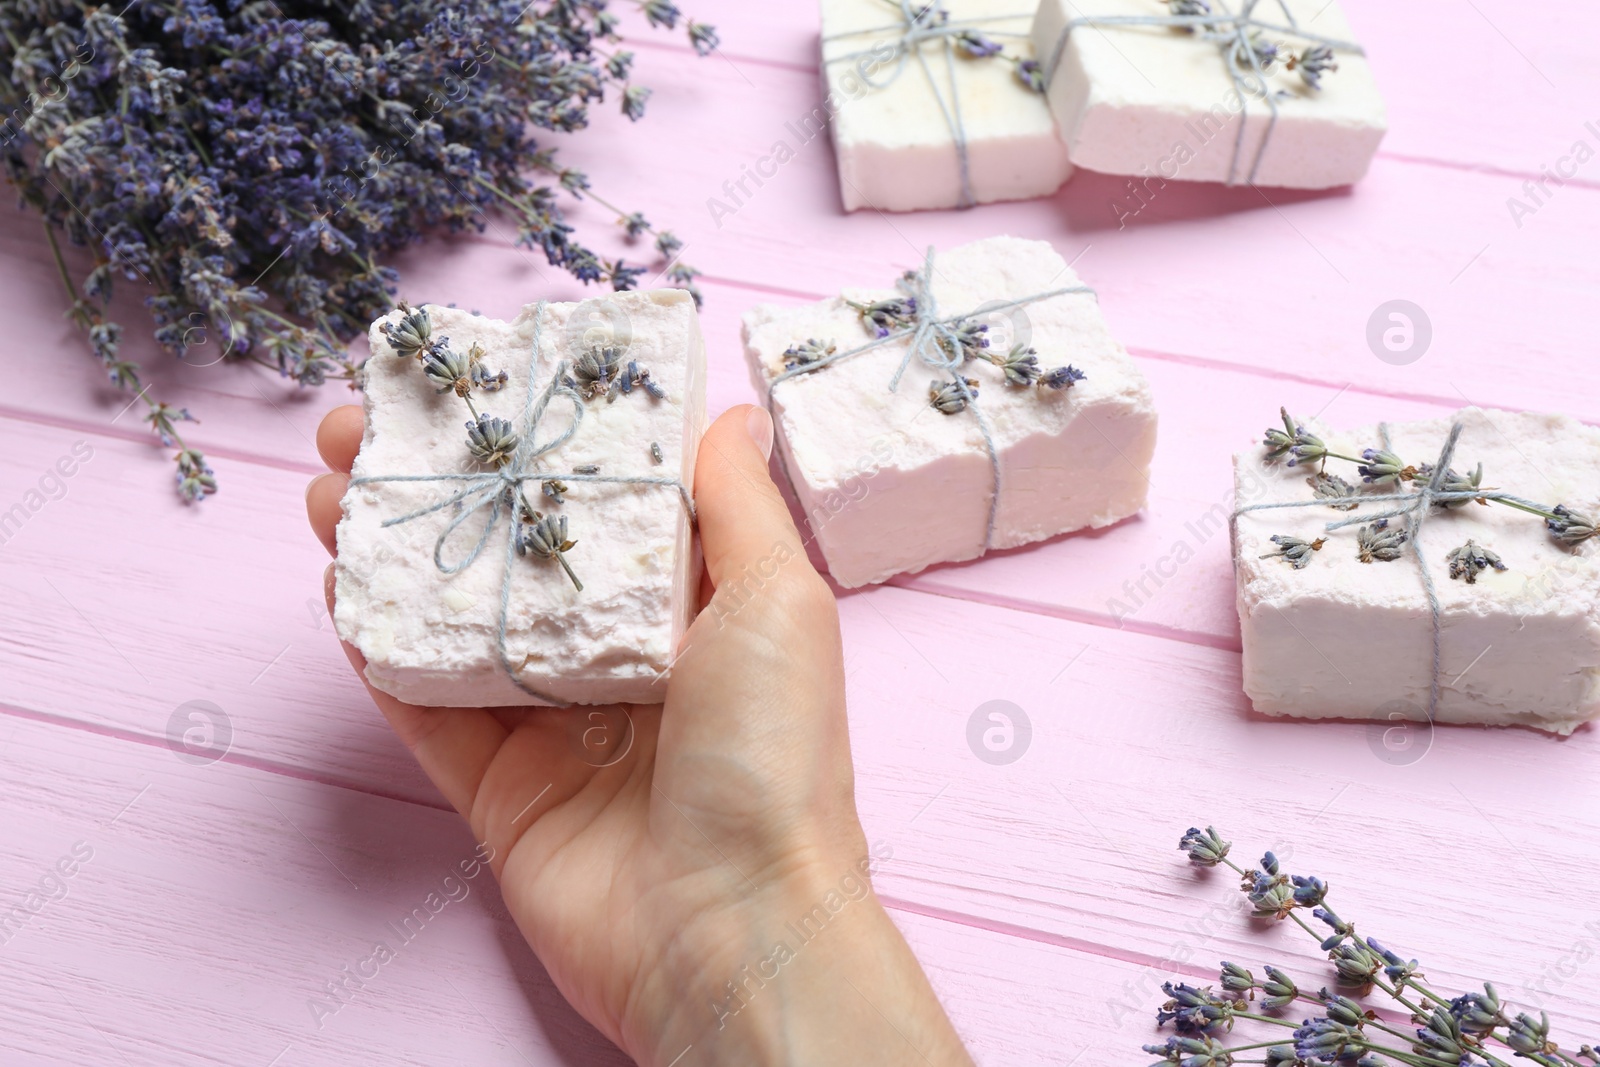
[1257,409,1598,548]
[6,2,717,502]
[1174,831,1575,1067]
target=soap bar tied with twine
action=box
[767,247,1091,551]
[1233,412,1598,723]
[822,1,1051,208]
[351,301,695,705]
[1041,0,1363,185]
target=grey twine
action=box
[349,300,695,705]
[1042,0,1364,186]
[821,0,1037,208]
[767,247,1093,551]
[1232,422,1553,721]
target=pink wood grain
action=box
[4,0,1600,1063]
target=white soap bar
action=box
[1234,408,1600,733]
[742,235,1157,589]
[822,0,1072,212]
[1031,0,1387,189]
[335,292,706,707]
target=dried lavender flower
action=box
[954,31,1004,59]
[1264,408,1298,461]
[466,415,519,467]
[574,346,626,401]
[1288,45,1339,90]
[1356,519,1406,563]
[943,318,990,360]
[1356,449,1412,486]
[384,304,435,360]
[1312,906,1352,950]
[176,449,217,503]
[1308,471,1359,510]
[783,338,837,370]
[516,511,582,591]
[1292,1017,1363,1062]
[423,345,476,398]
[1449,984,1505,1035]
[1165,0,1213,17]
[542,479,568,504]
[1219,962,1254,994]
[1329,939,1382,986]
[848,296,918,337]
[1158,982,1236,1034]
[1261,966,1299,1010]
[1179,826,1231,866]
[1415,1006,1472,1065]
[1547,505,1598,545]
[1429,462,1486,507]
[1233,31,1280,72]
[1015,58,1046,93]
[929,378,976,415]
[1261,534,1325,569]
[1505,1012,1556,1061]
[1446,540,1506,584]
[1143,1036,1231,1066]
[1040,364,1087,391]
[998,345,1042,386]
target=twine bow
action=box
[349,301,695,704]
[822,0,1038,207]
[766,248,1093,550]
[1043,0,1365,185]
[1233,422,1554,721]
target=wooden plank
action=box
[0,713,1138,1067]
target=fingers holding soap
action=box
[316,404,364,473]
[694,404,809,590]
[306,472,348,556]
[308,406,362,555]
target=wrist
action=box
[625,842,971,1067]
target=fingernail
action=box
[745,405,774,462]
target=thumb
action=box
[693,404,814,591]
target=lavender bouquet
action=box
[1149,827,1596,1067]
[0,0,714,501]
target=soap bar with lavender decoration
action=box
[819,0,1072,212]
[334,293,706,707]
[741,235,1157,589]
[1235,407,1600,733]
[1030,0,1386,190]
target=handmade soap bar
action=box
[742,235,1157,588]
[1030,0,1386,189]
[1234,408,1600,733]
[822,0,1072,212]
[335,292,705,707]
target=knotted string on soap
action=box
[349,301,695,705]
[821,0,1037,207]
[766,247,1093,551]
[1232,422,1553,721]
[1042,0,1364,186]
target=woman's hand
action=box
[306,403,972,1066]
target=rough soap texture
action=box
[823,0,1072,212]
[1031,0,1387,189]
[1235,408,1600,733]
[336,292,706,707]
[742,236,1157,589]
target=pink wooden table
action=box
[3,2,1598,1063]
